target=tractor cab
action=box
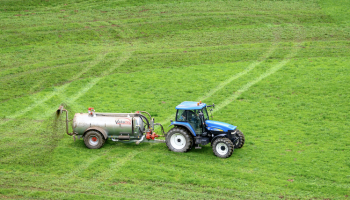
[174,101,209,136]
[172,101,236,137]
[166,101,245,158]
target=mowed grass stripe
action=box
[0,171,292,199]
[0,1,317,29]
[0,61,89,81]
[0,184,253,200]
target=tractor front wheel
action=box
[166,127,193,153]
[212,138,234,158]
[233,129,245,149]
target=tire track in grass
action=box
[97,145,153,181]
[198,42,279,101]
[62,144,152,180]
[159,42,279,125]
[60,145,138,180]
[61,50,134,106]
[1,47,133,125]
[0,172,306,199]
[0,50,111,126]
[40,50,135,180]
[1,166,344,199]
[60,153,103,180]
[39,49,133,117]
[60,144,135,180]
[213,43,302,113]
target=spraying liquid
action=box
[52,103,70,142]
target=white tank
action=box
[72,112,145,139]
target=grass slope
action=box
[0,0,349,199]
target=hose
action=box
[140,111,152,121]
[154,123,165,135]
[138,127,144,134]
[139,114,150,129]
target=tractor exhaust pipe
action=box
[56,105,74,136]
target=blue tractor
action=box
[165,101,245,158]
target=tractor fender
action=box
[84,126,108,140]
[211,134,228,145]
[170,122,197,136]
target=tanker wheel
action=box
[212,137,234,158]
[233,129,245,149]
[84,130,105,149]
[166,127,193,153]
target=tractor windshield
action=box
[202,107,209,121]
[177,109,201,122]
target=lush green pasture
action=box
[1,0,349,199]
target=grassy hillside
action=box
[0,0,349,199]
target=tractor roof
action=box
[175,101,207,110]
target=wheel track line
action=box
[60,153,103,179]
[1,83,69,126]
[39,49,133,118]
[159,42,278,125]
[198,42,279,101]
[213,43,302,113]
[27,52,110,110]
[58,145,148,180]
[62,50,134,105]
[0,60,90,82]
[60,145,129,180]
[0,182,241,199]
[40,50,133,117]
[60,146,137,180]
[1,48,133,125]
[0,171,305,199]
[97,146,152,181]
[0,50,110,125]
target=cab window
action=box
[176,110,187,121]
[202,108,209,120]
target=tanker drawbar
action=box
[56,106,165,149]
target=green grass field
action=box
[1,0,349,199]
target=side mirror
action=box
[209,108,214,120]
[212,103,215,108]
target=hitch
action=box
[145,129,160,140]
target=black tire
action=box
[233,129,245,149]
[165,127,193,153]
[84,130,105,149]
[212,137,234,158]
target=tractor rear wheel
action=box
[233,129,245,149]
[166,127,193,153]
[212,137,234,158]
[84,130,105,149]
